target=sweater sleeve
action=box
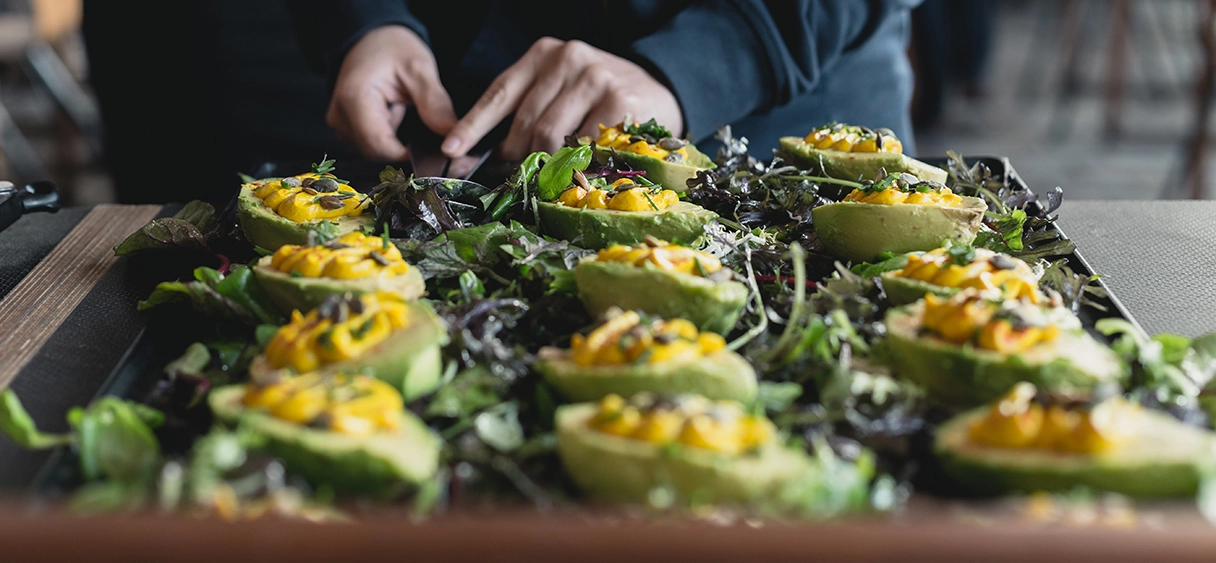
[629,0,919,140]
[284,0,430,85]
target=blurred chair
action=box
[1049,0,1214,199]
[0,0,100,189]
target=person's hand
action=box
[327,26,457,161]
[441,37,683,161]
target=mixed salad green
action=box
[4,123,1216,524]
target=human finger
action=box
[336,86,411,161]
[401,57,458,137]
[442,37,559,157]
[499,65,570,160]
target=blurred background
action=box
[0,0,1213,205]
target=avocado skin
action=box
[249,300,449,402]
[880,275,958,306]
[776,136,948,188]
[934,406,1216,497]
[236,186,375,251]
[535,347,758,403]
[574,261,747,334]
[556,403,810,504]
[594,145,716,193]
[209,385,441,497]
[537,201,718,249]
[811,198,986,264]
[884,302,1126,408]
[252,254,427,315]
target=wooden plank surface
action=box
[1,500,1216,562]
[0,203,161,391]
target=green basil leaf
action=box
[88,398,163,485]
[474,401,525,453]
[0,389,73,449]
[212,265,283,325]
[537,145,592,201]
[513,151,549,189]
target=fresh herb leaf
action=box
[0,389,74,449]
[113,200,218,256]
[537,145,593,201]
[311,154,336,175]
[623,118,672,140]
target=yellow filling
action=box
[557,177,679,212]
[242,372,404,436]
[842,185,963,207]
[968,382,1134,454]
[589,393,775,455]
[248,172,366,222]
[594,237,722,276]
[595,122,690,161]
[268,231,410,280]
[263,292,410,373]
[894,247,1041,303]
[921,292,1060,354]
[569,309,725,366]
[803,123,903,154]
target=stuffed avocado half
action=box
[236,161,374,251]
[777,123,947,186]
[535,308,757,403]
[812,172,986,264]
[935,382,1216,497]
[589,119,715,192]
[880,245,1043,306]
[252,231,425,315]
[249,292,448,401]
[537,172,717,249]
[574,237,747,334]
[885,290,1125,408]
[209,373,441,496]
[557,392,811,504]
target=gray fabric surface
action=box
[0,208,88,300]
[1056,200,1216,338]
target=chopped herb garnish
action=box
[312,154,336,175]
[350,316,376,340]
[623,118,672,141]
[642,191,660,211]
[316,329,335,350]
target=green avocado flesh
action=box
[593,145,715,194]
[556,403,810,503]
[208,385,441,496]
[811,198,987,264]
[535,347,758,403]
[881,275,960,306]
[236,186,375,251]
[776,136,948,186]
[934,406,1216,497]
[594,145,716,193]
[249,301,449,401]
[885,302,1125,408]
[537,201,718,249]
[252,255,426,315]
[574,261,748,334]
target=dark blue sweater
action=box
[288,0,923,156]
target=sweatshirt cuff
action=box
[629,4,772,142]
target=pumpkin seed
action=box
[318,196,344,209]
[311,178,340,193]
[281,177,302,188]
[368,251,391,266]
[658,137,685,151]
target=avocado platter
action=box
[14,125,1216,531]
